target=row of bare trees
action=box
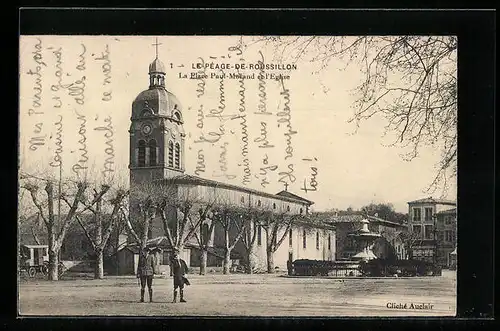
[19,171,310,280]
[19,170,127,280]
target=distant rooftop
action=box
[407,197,456,205]
[311,212,405,228]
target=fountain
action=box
[291,217,382,277]
[349,218,381,261]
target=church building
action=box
[124,50,336,273]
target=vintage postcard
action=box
[18,35,457,316]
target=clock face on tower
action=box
[141,123,152,135]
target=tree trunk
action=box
[94,248,104,279]
[245,247,255,274]
[48,249,59,281]
[47,227,59,280]
[200,249,208,275]
[266,248,274,273]
[223,248,231,274]
[94,199,103,280]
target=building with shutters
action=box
[407,197,456,265]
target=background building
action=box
[435,208,457,268]
[407,197,456,265]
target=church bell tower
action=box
[129,39,186,186]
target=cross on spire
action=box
[284,182,289,191]
[152,37,162,59]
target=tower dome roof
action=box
[132,88,182,120]
[149,58,166,73]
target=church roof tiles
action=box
[156,174,314,206]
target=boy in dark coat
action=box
[137,246,158,302]
[170,248,189,303]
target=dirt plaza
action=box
[18,270,456,317]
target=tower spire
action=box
[152,37,162,59]
[148,37,166,88]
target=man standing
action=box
[170,248,189,303]
[137,246,158,303]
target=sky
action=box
[18,36,457,213]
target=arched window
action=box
[257,200,261,207]
[273,203,276,209]
[148,139,157,166]
[302,229,307,249]
[287,205,290,211]
[175,142,181,169]
[241,196,245,204]
[328,235,331,250]
[168,141,174,167]
[173,111,181,122]
[138,140,146,167]
[316,232,320,250]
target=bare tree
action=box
[399,228,422,260]
[18,181,46,246]
[157,185,214,255]
[19,171,107,280]
[18,212,45,246]
[261,209,305,273]
[71,185,127,279]
[236,207,263,274]
[122,181,165,252]
[246,36,457,194]
[190,210,218,275]
[212,204,247,275]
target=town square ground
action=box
[19,270,456,317]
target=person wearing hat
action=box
[137,246,159,303]
[170,248,189,303]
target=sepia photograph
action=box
[18,34,458,317]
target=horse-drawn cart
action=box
[19,244,65,278]
[19,244,49,278]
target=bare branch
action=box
[229,221,246,251]
[121,207,140,244]
[23,185,49,227]
[76,215,97,249]
[251,36,457,191]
